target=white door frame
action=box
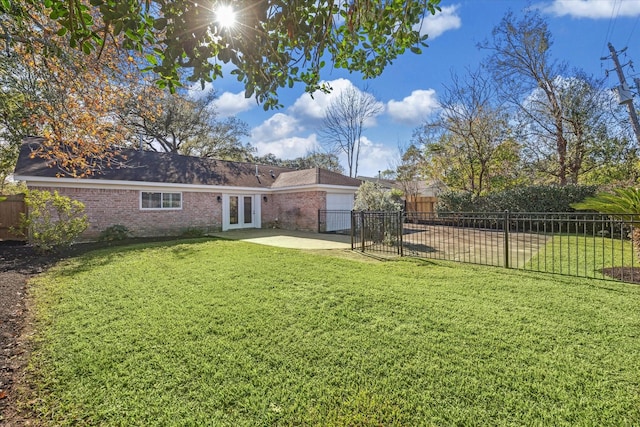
[222,194,262,231]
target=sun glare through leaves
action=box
[215,5,236,29]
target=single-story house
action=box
[13,138,361,238]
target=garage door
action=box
[325,193,354,232]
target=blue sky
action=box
[195,0,640,177]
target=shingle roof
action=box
[272,167,363,188]
[14,138,361,189]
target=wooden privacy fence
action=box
[405,196,437,214]
[0,194,26,240]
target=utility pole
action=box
[604,42,640,145]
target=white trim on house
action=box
[268,185,358,194]
[12,176,267,193]
[13,176,360,195]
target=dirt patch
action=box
[0,243,39,426]
[601,267,640,284]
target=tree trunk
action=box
[632,226,640,262]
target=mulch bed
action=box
[600,267,640,284]
[0,241,42,425]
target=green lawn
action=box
[25,239,640,426]
[523,234,637,279]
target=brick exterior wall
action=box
[35,187,223,238]
[263,191,325,232]
[31,186,333,237]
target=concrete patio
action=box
[210,228,352,250]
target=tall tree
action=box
[320,86,383,177]
[253,151,344,174]
[0,70,29,188]
[519,74,632,185]
[120,88,253,161]
[394,143,426,212]
[1,0,442,109]
[415,68,519,196]
[482,11,573,185]
[181,116,253,161]
[0,33,135,177]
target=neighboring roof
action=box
[272,167,363,188]
[357,176,399,190]
[14,138,360,189]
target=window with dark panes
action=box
[141,192,182,209]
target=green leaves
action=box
[18,190,88,253]
[572,188,640,215]
[9,0,441,109]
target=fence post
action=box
[350,211,354,250]
[503,210,510,269]
[317,210,321,233]
[361,211,366,252]
[398,210,404,256]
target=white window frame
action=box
[140,191,183,210]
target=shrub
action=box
[354,181,402,211]
[354,182,402,246]
[437,185,598,213]
[99,225,132,242]
[17,190,88,252]
[436,191,478,212]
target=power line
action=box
[627,15,640,45]
[601,0,622,58]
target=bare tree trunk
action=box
[319,86,382,178]
[632,227,640,262]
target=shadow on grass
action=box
[402,242,437,254]
[44,237,219,277]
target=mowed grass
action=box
[26,239,640,426]
[524,234,637,279]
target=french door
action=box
[223,195,260,230]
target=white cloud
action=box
[252,113,301,142]
[254,134,319,159]
[250,78,387,169]
[417,5,462,39]
[352,137,398,177]
[541,0,640,18]
[184,82,256,116]
[287,77,384,131]
[387,89,440,125]
[213,91,256,117]
[289,78,356,121]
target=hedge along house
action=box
[13,138,361,238]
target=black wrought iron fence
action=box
[351,211,403,256]
[318,210,353,234]
[352,210,640,283]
